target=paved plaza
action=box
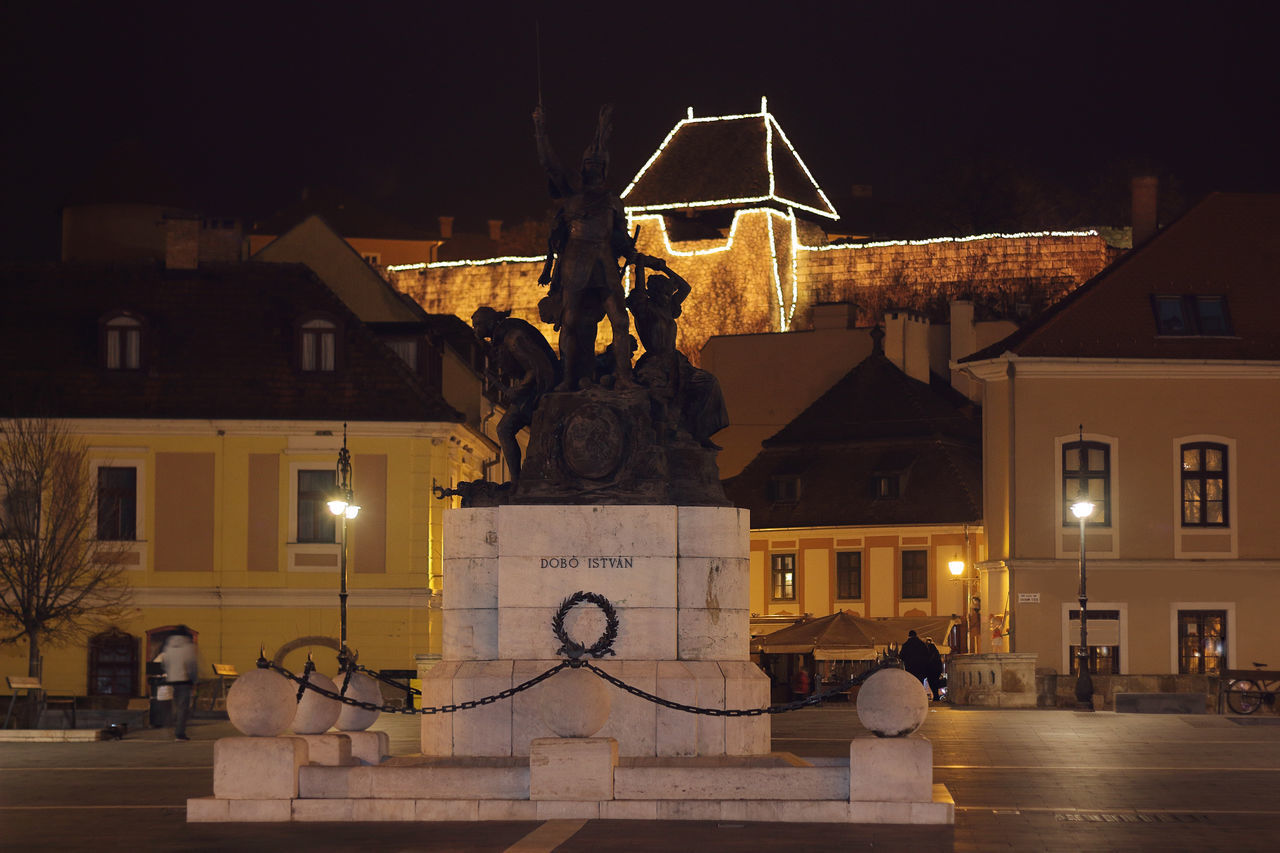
[2,704,1278,851]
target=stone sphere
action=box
[538,666,611,737]
[856,667,929,737]
[226,668,298,737]
[334,671,382,732]
[291,672,341,734]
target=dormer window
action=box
[299,317,338,372]
[102,313,142,370]
[767,475,801,503]
[1152,295,1233,336]
[872,474,900,500]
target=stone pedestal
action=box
[529,737,618,800]
[286,734,352,766]
[213,737,308,799]
[423,505,768,757]
[849,734,932,803]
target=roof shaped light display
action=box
[621,97,838,221]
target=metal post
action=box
[340,511,348,660]
[1075,512,1093,710]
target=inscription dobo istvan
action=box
[540,556,635,569]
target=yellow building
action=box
[958,193,1280,697]
[0,261,486,703]
[725,332,988,656]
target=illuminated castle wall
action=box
[388,100,1121,360]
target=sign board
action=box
[1017,593,1041,604]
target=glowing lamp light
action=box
[948,559,966,577]
[328,498,361,519]
[1070,500,1095,520]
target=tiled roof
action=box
[961,193,1280,362]
[0,262,463,423]
[252,188,429,242]
[724,353,982,528]
[622,110,838,219]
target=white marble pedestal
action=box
[421,505,769,757]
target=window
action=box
[297,469,336,543]
[362,253,381,266]
[1063,440,1110,525]
[387,339,418,371]
[88,629,138,696]
[1067,609,1122,675]
[1152,295,1233,336]
[872,475,899,500]
[1177,610,1226,674]
[771,554,796,601]
[300,318,337,372]
[97,467,137,540]
[836,551,861,600]
[103,314,142,370]
[1181,442,1228,526]
[901,550,927,599]
[1,471,39,538]
[767,476,800,503]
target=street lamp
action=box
[1071,496,1095,710]
[329,425,361,670]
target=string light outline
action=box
[620,98,838,220]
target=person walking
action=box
[900,630,930,692]
[156,627,198,741]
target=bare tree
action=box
[0,419,132,693]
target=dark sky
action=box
[3,1,1277,261]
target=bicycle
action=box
[1222,662,1279,715]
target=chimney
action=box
[1131,176,1158,247]
[163,214,200,270]
[883,309,930,384]
[487,219,503,242]
[438,216,454,239]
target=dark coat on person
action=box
[900,634,930,679]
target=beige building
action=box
[958,193,1280,688]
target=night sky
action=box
[3,2,1277,261]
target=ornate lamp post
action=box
[327,425,361,670]
[1070,495,1095,710]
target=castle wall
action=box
[387,211,1121,366]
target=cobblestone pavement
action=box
[1,705,1278,851]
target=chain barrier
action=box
[262,591,897,717]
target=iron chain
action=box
[263,657,888,718]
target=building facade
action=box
[959,194,1280,685]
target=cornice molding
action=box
[132,587,434,608]
[958,355,1280,381]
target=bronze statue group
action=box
[471,105,727,482]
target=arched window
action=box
[299,317,338,372]
[88,628,139,696]
[102,312,143,370]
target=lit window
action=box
[1152,295,1233,336]
[1067,610,1122,675]
[97,467,137,540]
[771,554,796,601]
[300,319,337,372]
[836,551,861,599]
[297,469,336,543]
[104,315,142,370]
[1177,610,1226,674]
[901,550,927,599]
[872,475,899,499]
[1181,442,1228,526]
[1063,441,1110,525]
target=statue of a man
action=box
[533,104,636,392]
[471,307,559,480]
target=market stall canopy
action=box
[750,611,958,657]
